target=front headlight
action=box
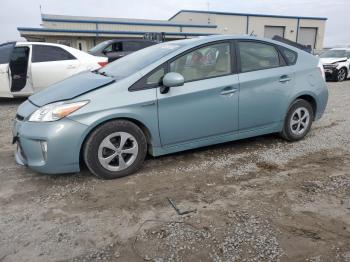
[332,63,339,68]
[28,101,89,122]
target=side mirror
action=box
[160,72,184,94]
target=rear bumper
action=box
[12,118,89,174]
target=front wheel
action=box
[335,67,347,82]
[280,99,314,141]
[83,120,147,179]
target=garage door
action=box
[298,27,317,49]
[264,26,285,39]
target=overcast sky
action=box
[0,0,348,47]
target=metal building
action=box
[18,10,327,52]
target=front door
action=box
[9,45,33,95]
[0,42,15,97]
[237,41,294,131]
[157,42,239,146]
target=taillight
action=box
[98,61,108,67]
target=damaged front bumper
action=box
[12,116,89,174]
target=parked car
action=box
[319,48,350,82]
[0,42,108,98]
[12,35,328,179]
[88,39,157,62]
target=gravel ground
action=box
[0,81,350,262]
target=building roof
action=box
[169,9,328,21]
[17,27,214,37]
[41,13,217,28]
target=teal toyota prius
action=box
[12,35,328,179]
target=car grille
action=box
[323,64,335,70]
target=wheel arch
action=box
[287,93,318,121]
[78,117,154,167]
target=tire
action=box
[334,67,347,82]
[280,99,314,142]
[83,120,147,179]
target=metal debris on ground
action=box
[167,197,197,215]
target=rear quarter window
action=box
[279,46,298,65]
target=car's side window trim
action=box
[167,40,237,84]
[236,39,289,74]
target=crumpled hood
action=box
[29,71,115,107]
[320,57,348,65]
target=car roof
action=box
[103,39,157,43]
[16,41,70,47]
[165,35,303,53]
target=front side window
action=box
[239,41,280,72]
[32,45,76,63]
[113,42,123,52]
[170,42,231,82]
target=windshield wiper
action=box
[92,70,111,77]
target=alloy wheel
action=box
[98,132,139,171]
[289,107,310,136]
[338,68,347,81]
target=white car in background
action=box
[319,48,350,82]
[0,42,108,98]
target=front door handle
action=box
[279,75,292,83]
[221,88,238,96]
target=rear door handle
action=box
[67,65,77,69]
[279,75,292,83]
[220,87,238,96]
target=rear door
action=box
[0,42,15,97]
[237,40,295,131]
[31,44,80,91]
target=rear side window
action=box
[239,41,281,72]
[0,43,14,64]
[279,46,298,65]
[32,45,76,63]
[124,42,143,52]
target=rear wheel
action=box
[84,120,147,179]
[280,99,314,141]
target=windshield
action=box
[320,49,350,58]
[99,42,183,79]
[89,41,112,53]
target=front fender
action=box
[68,108,161,157]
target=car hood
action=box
[320,57,348,64]
[29,71,115,107]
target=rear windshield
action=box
[99,43,183,79]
